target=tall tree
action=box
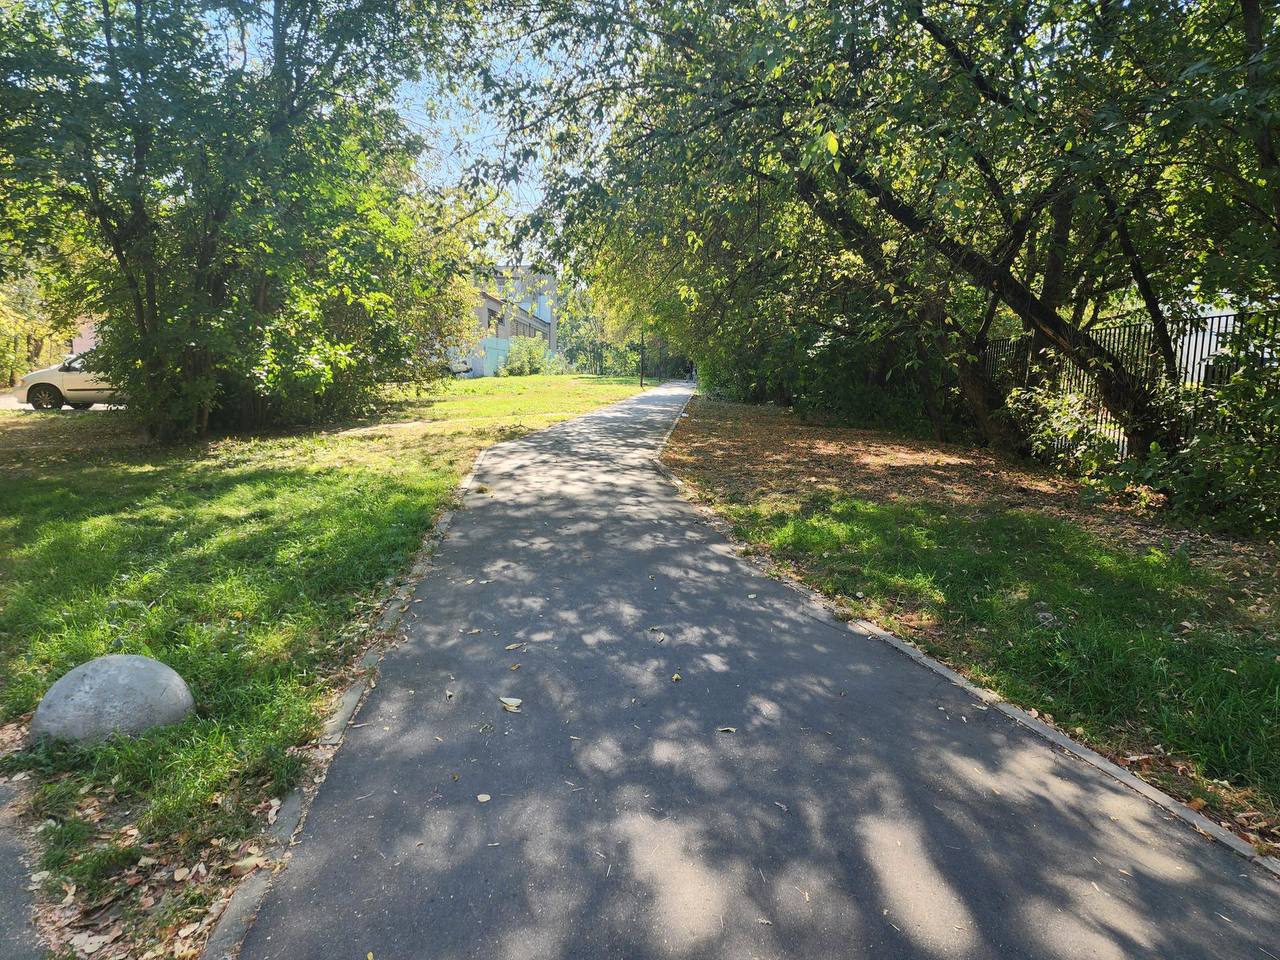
[481,0,1280,453]
[1,0,477,436]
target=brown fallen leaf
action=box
[69,931,112,955]
[229,856,266,877]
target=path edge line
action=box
[199,448,492,960]
[651,419,1280,884]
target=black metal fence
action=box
[981,311,1280,456]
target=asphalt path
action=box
[240,382,1278,960]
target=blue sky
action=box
[395,72,547,215]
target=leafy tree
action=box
[553,285,612,375]
[480,0,1280,455]
[0,267,76,388]
[1,0,477,436]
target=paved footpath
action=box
[241,383,1278,960]
[0,783,42,960]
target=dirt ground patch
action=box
[665,399,1279,604]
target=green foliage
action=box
[1006,384,1124,475]
[500,336,550,376]
[1124,327,1280,533]
[554,286,640,375]
[0,267,76,387]
[696,323,959,437]
[1,0,478,438]
[552,277,689,379]
[1005,318,1280,534]
[1137,433,1280,535]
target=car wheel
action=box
[28,384,64,410]
[69,402,93,410]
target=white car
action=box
[13,354,116,410]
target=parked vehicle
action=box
[13,354,116,410]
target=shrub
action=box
[501,336,550,376]
[1006,383,1123,475]
[1010,320,1280,535]
[1124,326,1280,534]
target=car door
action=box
[60,356,112,402]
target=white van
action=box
[13,354,116,410]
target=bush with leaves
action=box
[1006,383,1124,476]
[1006,319,1280,534]
[1126,326,1280,534]
[500,336,550,376]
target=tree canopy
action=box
[479,0,1279,456]
[1,0,480,436]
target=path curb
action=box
[200,449,492,960]
[652,415,1280,884]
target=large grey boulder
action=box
[31,654,194,743]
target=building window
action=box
[487,308,500,335]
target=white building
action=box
[463,267,559,377]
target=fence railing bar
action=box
[983,310,1278,458]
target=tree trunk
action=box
[912,337,949,442]
[952,354,1028,453]
[1095,179,1179,381]
[1242,0,1280,230]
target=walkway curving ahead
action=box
[240,382,1278,960]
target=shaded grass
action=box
[0,375,643,925]
[666,398,1280,845]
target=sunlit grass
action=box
[0,374,644,900]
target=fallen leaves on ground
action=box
[663,398,1279,607]
[664,397,1280,856]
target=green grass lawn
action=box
[665,398,1280,851]
[0,374,644,948]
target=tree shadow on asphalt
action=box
[246,389,1279,960]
